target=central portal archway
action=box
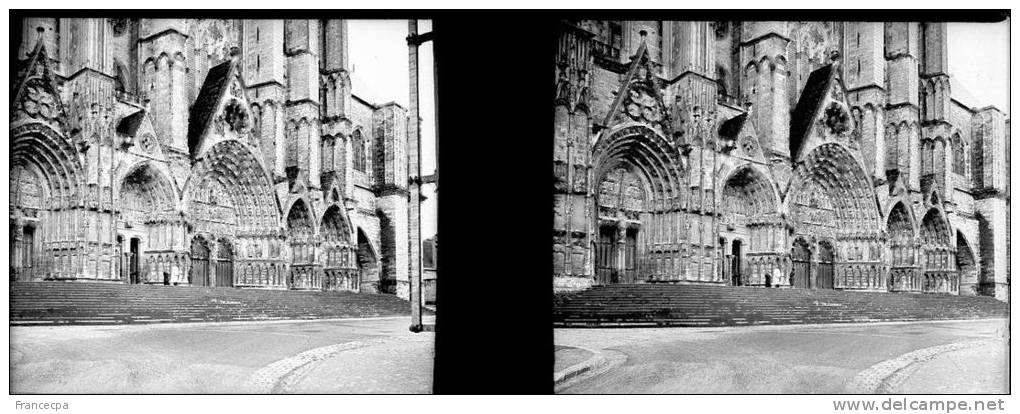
[788,143,884,290]
[185,139,282,288]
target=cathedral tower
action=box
[883,22,922,191]
[243,19,287,182]
[137,19,188,153]
[284,19,322,192]
[59,18,121,280]
[319,19,353,202]
[845,22,887,183]
[920,22,953,198]
[738,21,791,160]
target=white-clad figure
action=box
[772,267,785,287]
[171,264,183,286]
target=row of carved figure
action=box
[286,265,361,292]
[890,269,961,294]
[635,254,964,294]
[22,246,364,292]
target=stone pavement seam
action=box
[554,346,628,393]
[243,338,390,393]
[846,338,999,394]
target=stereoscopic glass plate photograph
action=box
[4,6,1014,413]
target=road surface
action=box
[556,319,1007,394]
[11,317,434,394]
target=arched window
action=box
[886,125,900,170]
[951,133,965,175]
[285,121,298,168]
[353,129,366,172]
[321,136,334,174]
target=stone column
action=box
[616,222,628,283]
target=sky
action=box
[947,20,1010,115]
[348,20,437,239]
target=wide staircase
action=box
[554,284,1008,328]
[10,282,417,326]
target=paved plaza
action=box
[11,316,434,394]
[556,318,1008,394]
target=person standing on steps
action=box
[171,264,182,286]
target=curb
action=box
[555,316,1009,330]
[553,346,627,392]
[243,338,389,393]
[846,338,1000,394]
[9,315,421,331]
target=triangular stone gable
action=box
[886,169,908,198]
[723,115,766,163]
[790,64,861,163]
[11,40,69,133]
[603,44,671,134]
[189,60,259,158]
[119,109,169,163]
[322,173,346,204]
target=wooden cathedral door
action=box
[190,238,210,287]
[596,225,617,285]
[817,242,835,289]
[792,239,811,289]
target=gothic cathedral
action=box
[10,19,415,298]
[553,21,1009,301]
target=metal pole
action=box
[407,19,424,332]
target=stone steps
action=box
[554,284,1007,327]
[10,282,416,325]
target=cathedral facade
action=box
[553,21,1010,301]
[10,18,416,298]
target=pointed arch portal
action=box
[887,201,922,292]
[321,205,358,292]
[921,208,956,294]
[789,143,884,291]
[591,124,710,284]
[185,139,281,289]
[11,121,93,281]
[719,165,783,287]
[956,231,978,295]
[356,228,381,293]
[286,199,319,290]
[117,162,183,285]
